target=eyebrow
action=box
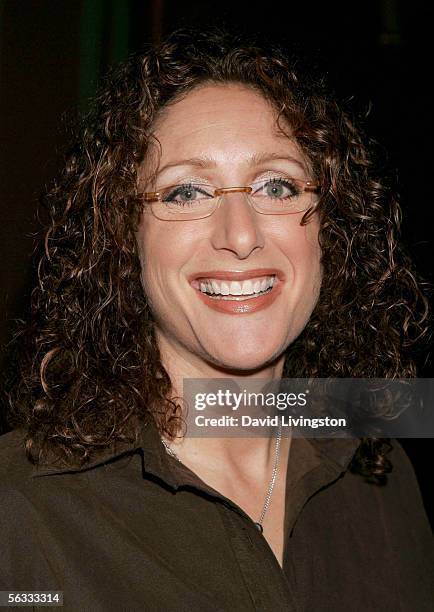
[155,152,307,177]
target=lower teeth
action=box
[201,287,272,301]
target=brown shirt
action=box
[0,422,432,611]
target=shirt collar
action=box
[31,418,157,478]
[31,417,360,482]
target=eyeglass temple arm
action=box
[304,181,320,192]
[142,192,160,202]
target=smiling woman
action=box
[1,27,433,612]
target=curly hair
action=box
[5,27,430,482]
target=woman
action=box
[1,28,432,611]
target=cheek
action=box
[135,221,162,301]
[279,218,321,272]
[300,225,322,293]
[301,236,322,283]
[281,222,322,320]
[300,225,322,310]
[135,220,195,299]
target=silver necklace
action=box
[161,423,283,533]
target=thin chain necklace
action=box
[161,423,283,533]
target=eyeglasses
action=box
[142,177,320,221]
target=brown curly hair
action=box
[5,27,430,482]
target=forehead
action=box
[145,83,307,178]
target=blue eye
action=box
[259,178,300,199]
[163,184,212,204]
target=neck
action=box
[157,332,289,474]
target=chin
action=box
[209,345,284,374]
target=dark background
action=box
[0,1,432,524]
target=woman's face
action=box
[136,83,322,375]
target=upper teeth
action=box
[198,276,275,296]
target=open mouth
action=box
[188,270,283,314]
[192,275,276,301]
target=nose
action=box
[210,190,265,259]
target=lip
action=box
[188,268,284,315]
[188,268,285,283]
